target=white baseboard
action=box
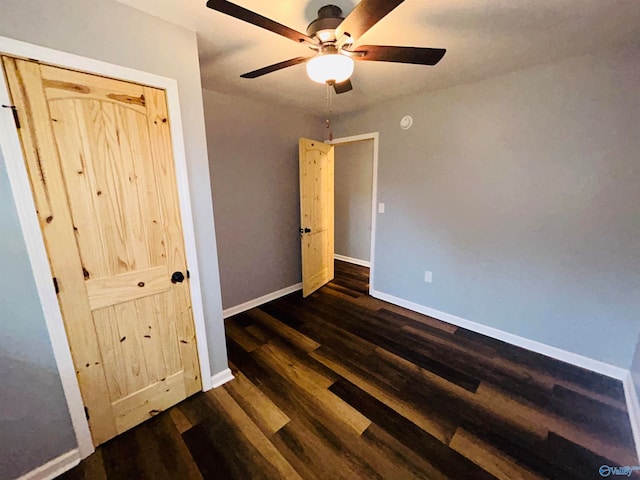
[623,372,640,462]
[223,283,302,319]
[210,368,235,389]
[334,254,371,268]
[16,449,80,480]
[370,288,628,380]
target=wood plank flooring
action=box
[58,261,638,479]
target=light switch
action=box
[378,203,385,214]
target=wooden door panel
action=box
[305,229,333,294]
[2,56,201,445]
[299,138,334,297]
[47,98,151,277]
[91,294,183,403]
[69,100,149,275]
[112,370,186,433]
[85,265,170,310]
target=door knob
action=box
[171,271,185,284]
[304,228,311,233]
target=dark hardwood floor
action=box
[58,260,638,479]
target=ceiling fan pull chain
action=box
[326,80,331,113]
[325,81,334,141]
[326,119,333,141]
[326,82,334,141]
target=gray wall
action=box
[202,89,324,309]
[332,46,640,368]
[0,0,227,476]
[335,140,374,262]
[0,153,76,479]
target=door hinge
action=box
[186,270,190,279]
[2,104,20,129]
[53,277,59,294]
[84,406,89,420]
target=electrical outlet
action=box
[378,203,385,214]
[424,271,432,283]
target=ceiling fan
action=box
[205,0,446,94]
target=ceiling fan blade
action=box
[335,0,405,43]
[333,79,353,94]
[353,45,446,65]
[240,57,312,79]
[206,0,316,45]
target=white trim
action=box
[0,35,212,456]
[16,449,80,480]
[329,132,379,296]
[211,368,235,388]
[223,283,303,318]
[370,288,629,380]
[330,132,379,144]
[334,254,371,268]
[0,37,177,90]
[623,372,640,462]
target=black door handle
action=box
[171,271,185,284]
[299,228,312,234]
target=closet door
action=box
[3,56,201,445]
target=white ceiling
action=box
[118,0,640,114]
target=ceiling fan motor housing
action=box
[307,5,344,42]
[205,0,447,91]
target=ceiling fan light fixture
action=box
[306,54,354,84]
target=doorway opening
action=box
[329,132,379,294]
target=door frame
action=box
[0,35,213,459]
[328,132,379,294]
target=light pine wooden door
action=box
[2,56,201,445]
[299,138,334,297]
